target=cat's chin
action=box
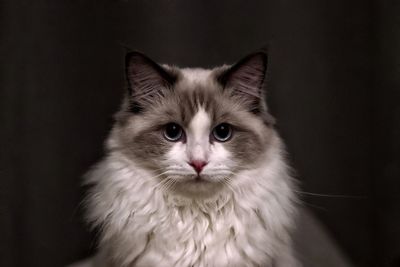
[172,176,224,198]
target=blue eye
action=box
[164,123,183,142]
[212,123,232,142]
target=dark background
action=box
[1,1,399,267]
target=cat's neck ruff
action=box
[86,141,296,266]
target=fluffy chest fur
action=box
[87,145,296,267]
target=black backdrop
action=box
[1,1,399,267]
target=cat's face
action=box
[111,51,276,197]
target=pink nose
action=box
[189,160,207,173]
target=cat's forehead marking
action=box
[172,68,221,126]
[188,107,211,141]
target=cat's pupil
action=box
[164,123,183,141]
[213,123,232,142]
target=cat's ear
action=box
[125,51,176,113]
[218,51,268,114]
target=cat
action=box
[85,50,300,267]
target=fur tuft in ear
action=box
[125,52,176,113]
[218,52,268,114]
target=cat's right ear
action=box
[217,51,268,114]
[125,52,176,113]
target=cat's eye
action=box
[212,123,232,142]
[163,123,184,142]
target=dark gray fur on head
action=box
[124,50,274,125]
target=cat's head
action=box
[109,51,277,197]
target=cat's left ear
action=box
[218,51,268,115]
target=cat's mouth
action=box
[178,174,217,185]
[184,173,227,184]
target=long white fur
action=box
[86,139,298,266]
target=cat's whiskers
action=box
[221,177,235,192]
[165,177,179,192]
[292,190,366,199]
[157,176,179,193]
[156,177,173,191]
[168,178,178,192]
[151,167,170,173]
[228,171,366,199]
[146,170,171,184]
[157,179,170,192]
